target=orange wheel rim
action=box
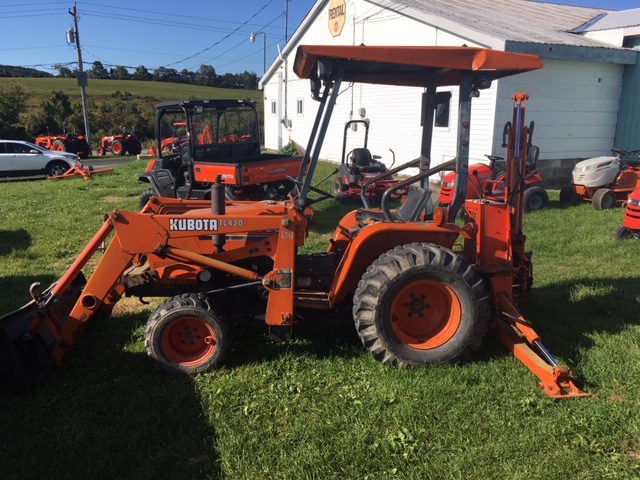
[390,279,461,349]
[160,316,215,366]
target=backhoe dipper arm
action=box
[493,292,589,399]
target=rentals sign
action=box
[328,0,346,37]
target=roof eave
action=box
[506,40,638,65]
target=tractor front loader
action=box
[0,45,588,399]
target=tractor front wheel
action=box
[592,188,616,210]
[353,243,489,366]
[523,186,549,212]
[145,294,232,374]
[52,140,66,152]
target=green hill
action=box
[0,77,262,113]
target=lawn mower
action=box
[438,125,547,212]
[560,148,640,209]
[0,44,587,399]
[614,187,640,239]
[332,119,406,203]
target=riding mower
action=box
[332,119,406,203]
[560,148,640,209]
[614,187,640,239]
[0,44,587,399]
[438,122,547,212]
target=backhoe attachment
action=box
[493,293,590,399]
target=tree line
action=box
[56,61,260,90]
[1,81,155,145]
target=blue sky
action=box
[2,0,639,76]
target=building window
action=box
[271,100,277,115]
[296,98,303,116]
[435,91,452,128]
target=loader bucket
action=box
[0,273,86,394]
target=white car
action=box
[0,140,81,177]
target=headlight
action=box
[442,181,455,188]
[629,198,640,206]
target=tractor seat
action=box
[351,148,387,174]
[353,188,432,229]
[527,145,539,168]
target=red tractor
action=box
[438,131,547,212]
[615,188,640,239]
[96,128,142,156]
[35,125,91,159]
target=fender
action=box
[329,216,470,304]
[139,169,176,198]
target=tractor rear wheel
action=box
[592,188,616,210]
[111,139,123,156]
[523,186,549,212]
[353,243,489,366]
[145,293,231,374]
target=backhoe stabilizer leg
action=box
[493,293,590,399]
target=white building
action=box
[259,0,639,186]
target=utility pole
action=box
[68,3,92,152]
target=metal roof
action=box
[367,0,614,49]
[575,8,640,31]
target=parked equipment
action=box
[97,128,142,156]
[615,188,640,239]
[0,45,587,399]
[438,141,548,212]
[332,119,406,203]
[138,99,304,207]
[560,148,640,209]
[35,124,91,159]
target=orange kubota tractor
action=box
[35,124,91,159]
[0,45,588,399]
[96,128,142,156]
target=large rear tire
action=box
[145,294,232,374]
[353,243,490,366]
[111,139,123,156]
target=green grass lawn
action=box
[0,162,639,479]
